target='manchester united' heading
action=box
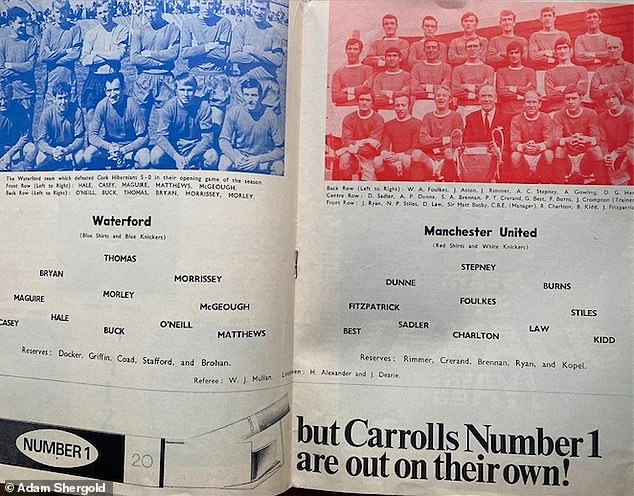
[424,226,538,237]
[93,215,152,227]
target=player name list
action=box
[325,183,634,211]
[2,172,263,201]
[0,172,289,392]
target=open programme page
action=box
[0,0,299,493]
[292,1,633,494]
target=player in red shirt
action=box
[411,37,452,119]
[553,88,605,184]
[528,6,571,71]
[574,9,610,72]
[487,10,528,71]
[417,85,463,181]
[374,95,422,180]
[408,16,448,68]
[371,47,410,109]
[448,12,488,67]
[331,38,373,105]
[338,89,384,181]
[599,84,633,185]
[544,38,588,112]
[510,90,554,183]
[590,36,633,112]
[362,14,409,73]
[451,37,494,118]
[496,41,537,117]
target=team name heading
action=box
[92,215,152,227]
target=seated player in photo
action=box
[34,82,84,170]
[590,36,633,112]
[574,8,610,72]
[84,73,150,169]
[331,38,373,106]
[599,84,633,185]
[362,14,409,73]
[80,0,128,122]
[151,73,218,170]
[528,6,571,71]
[510,91,555,183]
[335,88,383,181]
[486,10,528,71]
[544,38,588,113]
[373,94,421,181]
[0,6,38,127]
[39,0,83,103]
[410,37,452,119]
[0,80,35,171]
[219,78,284,175]
[552,88,605,185]
[463,85,512,181]
[229,0,284,109]
[451,37,494,119]
[130,0,180,122]
[448,12,488,67]
[180,0,231,100]
[496,41,537,117]
[371,47,410,109]
[418,85,463,181]
[408,16,448,68]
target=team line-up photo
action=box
[0,0,288,174]
[325,1,633,185]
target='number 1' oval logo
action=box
[16,429,99,468]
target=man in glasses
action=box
[408,16,447,68]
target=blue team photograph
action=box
[0,0,288,174]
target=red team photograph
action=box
[324,0,633,186]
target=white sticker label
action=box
[16,429,99,468]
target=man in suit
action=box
[463,85,512,181]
